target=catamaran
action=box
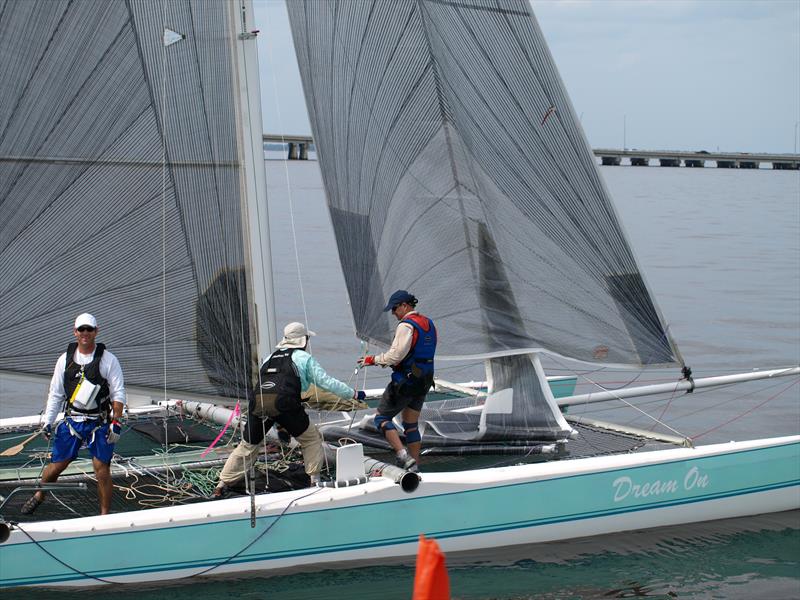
[0,0,797,589]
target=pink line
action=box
[201,401,240,458]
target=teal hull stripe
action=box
[6,477,797,587]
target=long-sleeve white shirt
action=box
[373,311,418,367]
[43,347,126,426]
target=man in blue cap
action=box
[358,290,436,471]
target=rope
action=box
[15,523,119,585]
[187,485,324,578]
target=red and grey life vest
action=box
[391,313,436,391]
[256,348,302,415]
[63,343,111,418]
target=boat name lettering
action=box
[612,467,708,502]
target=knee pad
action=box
[374,414,396,434]
[402,421,421,444]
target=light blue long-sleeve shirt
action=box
[267,348,354,399]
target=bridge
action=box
[263,135,799,170]
[593,148,799,170]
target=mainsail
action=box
[287,0,680,369]
[289,0,682,443]
[0,0,273,399]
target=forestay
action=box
[287,0,681,369]
[0,0,266,399]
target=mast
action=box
[231,0,277,363]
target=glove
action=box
[354,390,366,401]
[41,424,52,441]
[357,355,376,367]
[106,420,122,444]
[276,425,291,444]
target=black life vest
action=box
[63,342,111,418]
[391,313,436,394]
[254,348,302,417]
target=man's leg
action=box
[218,440,261,486]
[24,421,79,512]
[294,423,323,477]
[217,414,269,490]
[375,383,404,454]
[93,457,113,515]
[278,409,322,482]
[401,407,422,461]
[29,459,72,504]
[382,427,404,454]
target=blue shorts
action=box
[51,419,115,464]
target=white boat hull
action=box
[1,436,798,588]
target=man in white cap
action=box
[214,322,365,495]
[21,313,126,516]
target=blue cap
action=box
[383,289,415,312]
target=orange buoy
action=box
[412,534,450,600]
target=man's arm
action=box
[42,353,68,426]
[305,355,355,399]
[101,352,126,420]
[373,322,414,367]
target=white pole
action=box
[558,366,800,407]
[235,0,278,359]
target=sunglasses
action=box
[76,326,96,333]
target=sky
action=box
[253,0,800,154]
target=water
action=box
[13,513,800,600]
[2,164,799,598]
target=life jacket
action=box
[391,313,436,394]
[63,343,111,419]
[254,348,302,417]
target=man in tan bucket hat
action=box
[215,322,365,494]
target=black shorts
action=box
[376,381,430,419]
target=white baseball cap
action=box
[74,313,97,329]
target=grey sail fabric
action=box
[287,0,681,368]
[481,354,572,440]
[0,0,257,399]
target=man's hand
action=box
[357,355,376,367]
[354,390,367,401]
[106,420,122,444]
[41,424,52,441]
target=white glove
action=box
[106,420,122,444]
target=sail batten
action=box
[289,0,680,368]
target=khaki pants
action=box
[218,422,324,485]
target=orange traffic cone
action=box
[412,534,450,600]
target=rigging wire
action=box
[692,378,800,440]
[549,353,689,440]
[262,15,310,331]
[261,11,364,472]
[259,8,332,461]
